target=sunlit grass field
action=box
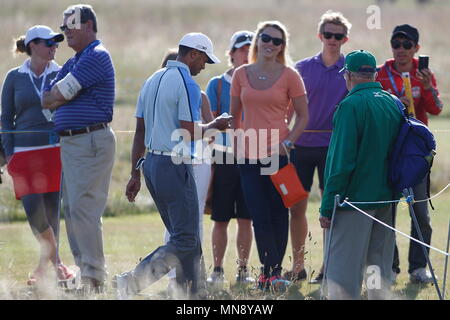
[1,0,450,300]
[1,190,449,300]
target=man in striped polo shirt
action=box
[116,33,231,299]
[42,4,115,293]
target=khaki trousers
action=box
[60,127,116,281]
[324,205,395,300]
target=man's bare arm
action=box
[42,85,67,110]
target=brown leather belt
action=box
[59,123,108,137]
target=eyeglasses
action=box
[38,39,59,48]
[259,33,284,46]
[390,39,414,50]
[234,34,253,47]
[322,32,346,41]
[60,24,80,32]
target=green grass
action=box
[1,105,449,300]
[1,193,449,300]
[1,0,450,300]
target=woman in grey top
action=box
[1,25,75,285]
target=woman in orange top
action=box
[230,20,309,290]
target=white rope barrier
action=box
[414,183,450,203]
[348,182,450,205]
[342,200,450,257]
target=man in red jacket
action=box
[377,24,443,284]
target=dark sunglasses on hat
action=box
[234,34,253,45]
[38,38,59,48]
[260,33,284,46]
[322,32,346,41]
[390,39,415,50]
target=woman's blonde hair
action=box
[249,20,292,66]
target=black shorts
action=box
[293,146,328,192]
[211,151,251,222]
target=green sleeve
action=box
[320,98,361,217]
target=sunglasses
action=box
[60,24,81,32]
[390,39,415,50]
[322,32,346,41]
[260,33,284,46]
[38,38,59,48]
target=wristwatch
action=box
[282,139,295,150]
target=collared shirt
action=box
[18,58,61,79]
[135,60,201,156]
[376,58,442,126]
[320,82,402,217]
[45,40,115,132]
[294,53,348,147]
[1,60,60,157]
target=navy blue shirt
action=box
[45,40,115,132]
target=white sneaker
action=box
[114,272,134,300]
[410,268,435,284]
[207,271,225,284]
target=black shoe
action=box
[81,276,105,294]
[235,266,255,284]
[283,269,307,283]
[309,272,324,284]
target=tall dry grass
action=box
[1,0,449,217]
[1,0,450,300]
[1,0,450,106]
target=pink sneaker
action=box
[56,263,76,281]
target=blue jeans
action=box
[239,156,289,277]
[131,154,203,294]
[392,175,432,274]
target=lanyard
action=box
[27,60,48,100]
[385,64,404,97]
[27,60,53,121]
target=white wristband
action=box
[56,72,81,100]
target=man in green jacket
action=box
[320,50,402,300]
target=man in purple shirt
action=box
[284,11,351,284]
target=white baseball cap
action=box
[229,30,254,50]
[179,32,220,64]
[24,25,64,46]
